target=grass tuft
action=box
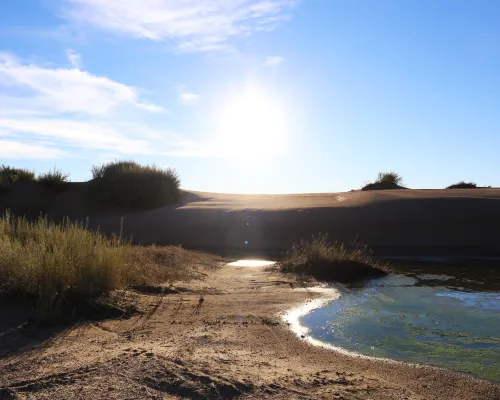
[280,235,389,283]
[446,181,477,189]
[37,167,70,191]
[376,171,403,186]
[362,171,405,191]
[90,160,181,210]
[0,212,217,323]
[91,160,143,180]
[0,165,35,185]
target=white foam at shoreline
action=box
[282,286,362,356]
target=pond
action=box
[299,261,500,382]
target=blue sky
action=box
[1,0,499,193]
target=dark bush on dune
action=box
[0,165,35,184]
[89,160,181,210]
[280,235,389,283]
[91,160,144,179]
[361,182,405,191]
[361,171,406,191]
[376,171,403,185]
[37,168,70,192]
[446,181,477,189]
[38,168,70,184]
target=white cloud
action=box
[178,86,200,106]
[66,48,82,68]
[0,139,66,159]
[0,118,152,154]
[61,0,298,52]
[0,52,163,115]
[0,52,207,159]
[265,56,285,66]
[0,116,211,158]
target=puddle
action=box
[227,260,276,267]
[299,270,500,382]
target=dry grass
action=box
[90,160,181,210]
[280,235,389,283]
[127,245,221,287]
[0,212,220,323]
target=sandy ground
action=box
[1,263,499,399]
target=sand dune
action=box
[2,184,500,254]
[92,189,500,255]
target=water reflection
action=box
[228,260,276,267]
[300,264,500,382]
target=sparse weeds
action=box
[280,234,389,283]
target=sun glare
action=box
[215,85,288,158]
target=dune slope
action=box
[2,184,500,254]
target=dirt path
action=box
[1,264,499,399]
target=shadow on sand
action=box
[0,301,74,360]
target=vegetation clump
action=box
[446,181,478,189]
[0,212,127,322]
[90,160,181,210]
[0,165,35,184]
[362,171,406,191]
[37,167,70,191]
[376,171,403,185]
[280,235,389,283]
[0,212,215,323]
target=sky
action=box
[1,0,500,193]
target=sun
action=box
[215,85,288,158]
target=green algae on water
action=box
[301,268,500,383]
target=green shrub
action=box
[90,160,181,209]
[0,212,216,323]
[0,165,35,184]
[446,181,477,189]
[280,235,388,283]
[38,168,70,188]
[91,160,143,180]
[376,171,403,185]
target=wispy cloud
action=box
[0,118,153,154]
[0,52,207,159]
[66,48,82,68]
[265,55,285,66]
[0,139,66,159]
[60,0,299,52]
[178,86,200,106]
[0,52,163,114]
